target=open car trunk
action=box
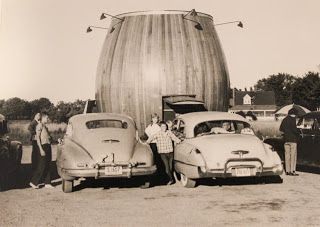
[162,95,207,121]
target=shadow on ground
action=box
[197,176,283,187]
[0,161,60,191]
[73,174,169,192]
[297,164,320,174]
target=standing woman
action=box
[28,113,41,171]
[145,113,161,176]
[29,112,54,189]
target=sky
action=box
[0,0,320,103]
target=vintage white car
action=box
[172,112,283,187]
[57,113,156,193]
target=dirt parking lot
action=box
[1,146,320,226]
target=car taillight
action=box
[191,148,201,154]
[77,163,88,168]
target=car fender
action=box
[130,141,154,166]
[174,142,206,167]
[9,140,22,167]
[57,138,94,170]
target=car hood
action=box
[186,134,274,168]
[76,129,136,163]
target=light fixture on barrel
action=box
[214,20,244,28]
[182,9,203,31]
[86,26,108,33]
[100,12,125,33]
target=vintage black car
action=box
[0,114,22,191]
[264,111,320,168]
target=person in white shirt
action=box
[145,113,162,179]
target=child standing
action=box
[146,121,181,185]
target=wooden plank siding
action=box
[95,11,230,134]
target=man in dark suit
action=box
[28,113,41,171]
[279,108,300,176]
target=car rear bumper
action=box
[59,165,157,180]
[200,167,283,178]
[175,158,283,179]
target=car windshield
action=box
[86,120,128,129]
[193,120,253,137]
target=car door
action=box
[297,117,317,164]
[173,120,188,161]
[310,118,320,164]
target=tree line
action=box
[237,71,320,111]
[1,71,319,122]
[0,98,85,123]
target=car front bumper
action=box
[59,164,157,180]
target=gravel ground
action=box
[1,146,320,227]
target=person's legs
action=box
[150,143,159,168]
[42,144,52,185]
[160,153,170,182]
[284,143,291,174]
[291,143,297,173]
[31,140,39,171]
[150,143,165,178]
[168,152,174,182]
[30,152,46,186]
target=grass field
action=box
[7,119,282,145]
[250,120,282,139]
[7,120,67,145]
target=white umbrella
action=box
[275,104,310,117]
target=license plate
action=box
[105,166,123,175]
[235,168,251,177]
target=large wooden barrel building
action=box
[95,10,230,134]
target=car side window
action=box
[178,120,185,134]
[297,117,315,130]
[172,119,179,131]
[175,120,186,139]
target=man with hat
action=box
[279,108,300,176]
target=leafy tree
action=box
[255,73,297,106]
[292,72,320,110]
[2,97,31,119]
[30,98,54,117]
[0,100,5,113]
[53,100,85,123]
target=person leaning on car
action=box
[29,112,54,189]
[28,113,41,171]
[146,121,181,185]
[145,113,162,175]
[279,108,300,176]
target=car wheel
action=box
[62,179,73,193]
[140,176,151,189]
[180,173,196,188]
[140,181,151,189]
[264,176,283,184]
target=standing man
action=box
[28,113,41,171]
[279,108,300,176]
[29,112,54,189]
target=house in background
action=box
[229,89,277,120]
